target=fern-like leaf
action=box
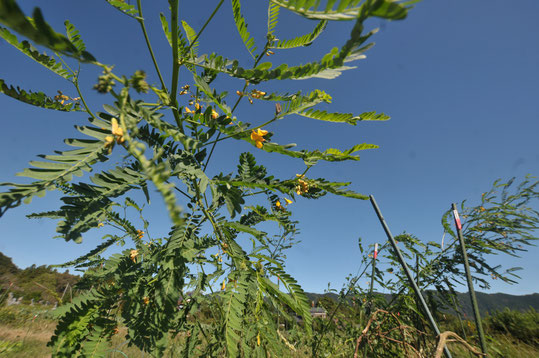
[0,127,109,216]
[270,0,411,21]
[0,79,81,111]
[0,27,73,80]
[267,2,280,35]
[223,270,252,357]
[0,0,95,61]
[64,20,86,52]
[231,0,257,58]
[105,0,139,19]
[270,20,327,49]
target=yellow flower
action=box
[251,89,266,99]
[194,102,201,111]
[221,280,226,291]
[136,230,144,239]
[295,175,309,195]
[111,118,125,144]
[130,249,139,263]
[250,128,268,149]
[211,109,219,119]
[284,198,293,205]
[97,222,104,228]
[184,106,193,114]
[143,296,149,305]
[104,135,115,153]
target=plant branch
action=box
[137,0,168,92]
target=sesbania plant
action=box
[0,0,414,356]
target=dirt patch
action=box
[0,325,53,342]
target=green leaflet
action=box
[0,27,73,80]
[50,167,147,242]
[265,266,312,335]
[0,79,82,111]
[223,270,253,357]
[64,20,86,52]
[223,221,267,239]
[181,20,199,57]
[261,142,378,165]
[270,0,411,21]
[270,20,327,49]
[299,108,360,124]
[0,129,108,216]
[298,108,389,124]
[0,0,95,61]
[231,0,257,58]
[105,0,139,19]
[48,236,120,268]
[185,22,377,82]
[267,2,280,34]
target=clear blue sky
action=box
[0,1,538,295]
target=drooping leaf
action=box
[0,0,95,61]
[270,20,327,49]
[0,27,73,80]
[231,0,257,58]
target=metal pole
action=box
[452,203,488,356]
[370,195,452,358]
[363,243,378,358]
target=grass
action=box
[0,304,538,357]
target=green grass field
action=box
[0,304,537,357]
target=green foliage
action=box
[485,308,539,346]
[0,0,415,356]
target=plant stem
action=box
[182,0,225,57]
[136,0,167,92]
[74,79,97,119]
[169,0,182,130]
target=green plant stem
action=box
[74,80,96,119]
[182,0,225,57]
[169,0,182,130]
[136,0,167,92]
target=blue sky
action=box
[0,0,538,295]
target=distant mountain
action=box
[456,292,539,317]
[304,291,539,317]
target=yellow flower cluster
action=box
[251,128,268,149]
[130,249,138,263]
[104,118,125,153]
[295,174,309,195]
[143,296,150,305]
[179,84,190,95]
[54,90,80,105]
[275,198,293,211]
[136,230,144,239]
[250,89,266,99]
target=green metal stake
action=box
[370,195,452,358]
[451,203,488,356]
[367,243,378,315]
[363,243,378,358]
